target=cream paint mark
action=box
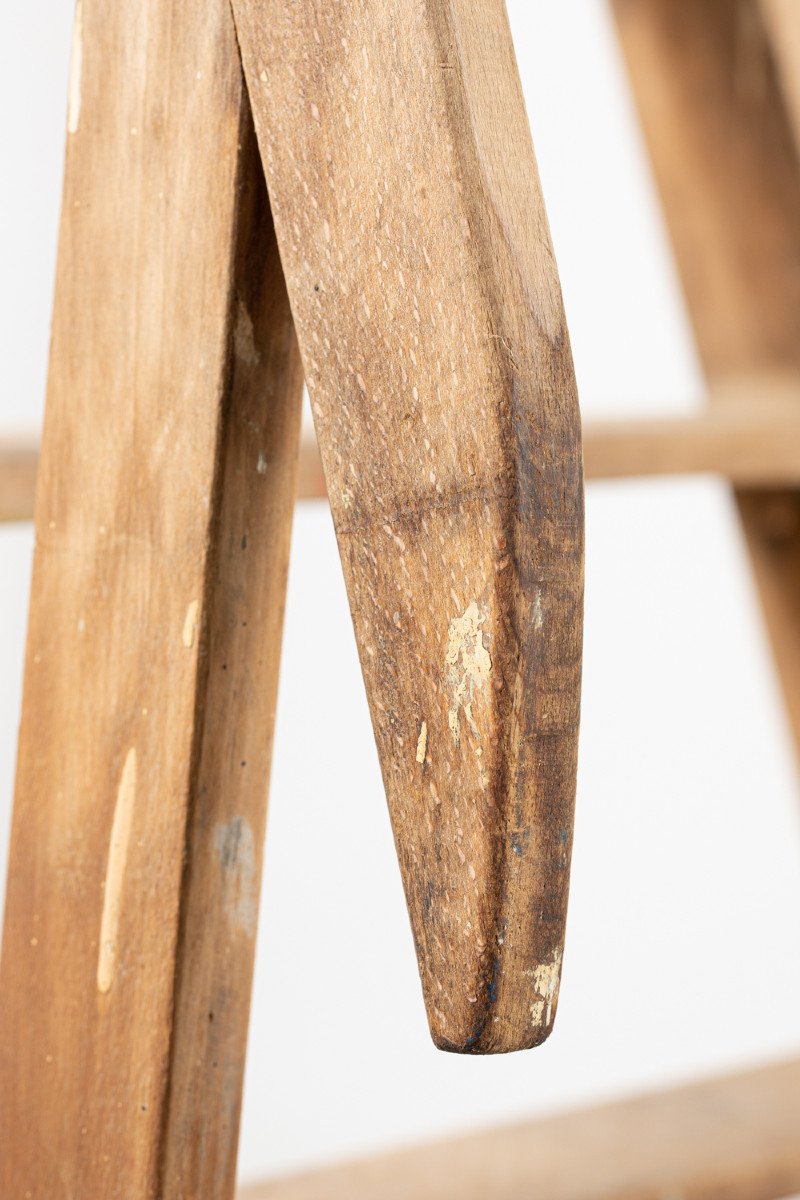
[214,817,257,938]
[182,599,200,648]
[67,0,83,134]
[532,588,544,630]
[97,748,137,994]
[445,601,491,745]
[234,299,260,367]
[416,721,428,764]
[526,948,562,1029]
[257,452,268,476]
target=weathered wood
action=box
[232,0,584,1054]
[611,0,800,755]
[0,1,303,1196]
[238,1058,800,1200]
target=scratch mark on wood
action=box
[97,748,137,994]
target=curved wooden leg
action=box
[232,0,585,1054]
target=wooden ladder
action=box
[1,2,799,1198]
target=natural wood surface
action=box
[232,0,584,1054]
[0,2,303,1197]
[238,1057,800,1200]
[5,394,800,524]
[611,0,800,753]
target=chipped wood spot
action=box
[97,748,137,994]
[214,818,257,938]
[532,589,544,630]
[527,949,562,1029]
[182,599,200,648]
[445,601,491,745]
[67,0,83,135]
[416,721,428,763]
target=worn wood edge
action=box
[237,1056,800,1200]
[5,395,800,525]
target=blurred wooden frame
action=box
[1,1,800,1198]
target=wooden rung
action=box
[237,1056,800,1200]
[0,436,38,524]
[584,401,800,484]
[3,400,800,525]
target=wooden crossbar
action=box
[2,398,799,525]
[237,1057,800,1200]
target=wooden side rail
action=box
[238,1057,800,1200]
[3,400,800,525]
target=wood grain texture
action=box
[611,0,800,754]
[232,0,584,1053]
[238,1058,800,1200]
[0,1,303,1196]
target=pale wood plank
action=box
[0,1,303,1196]
[232,0,584,1054]
[238,1058,800,1200]
[611,0,800,755]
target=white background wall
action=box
[2,0,800,1186]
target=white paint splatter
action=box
[214,818,257,937]
[97,748,137,994]
[527,948,562,1029]
[445,601,491,745]
[532,588,543,630]
[67,0,83,135]
[257,452,268,476]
